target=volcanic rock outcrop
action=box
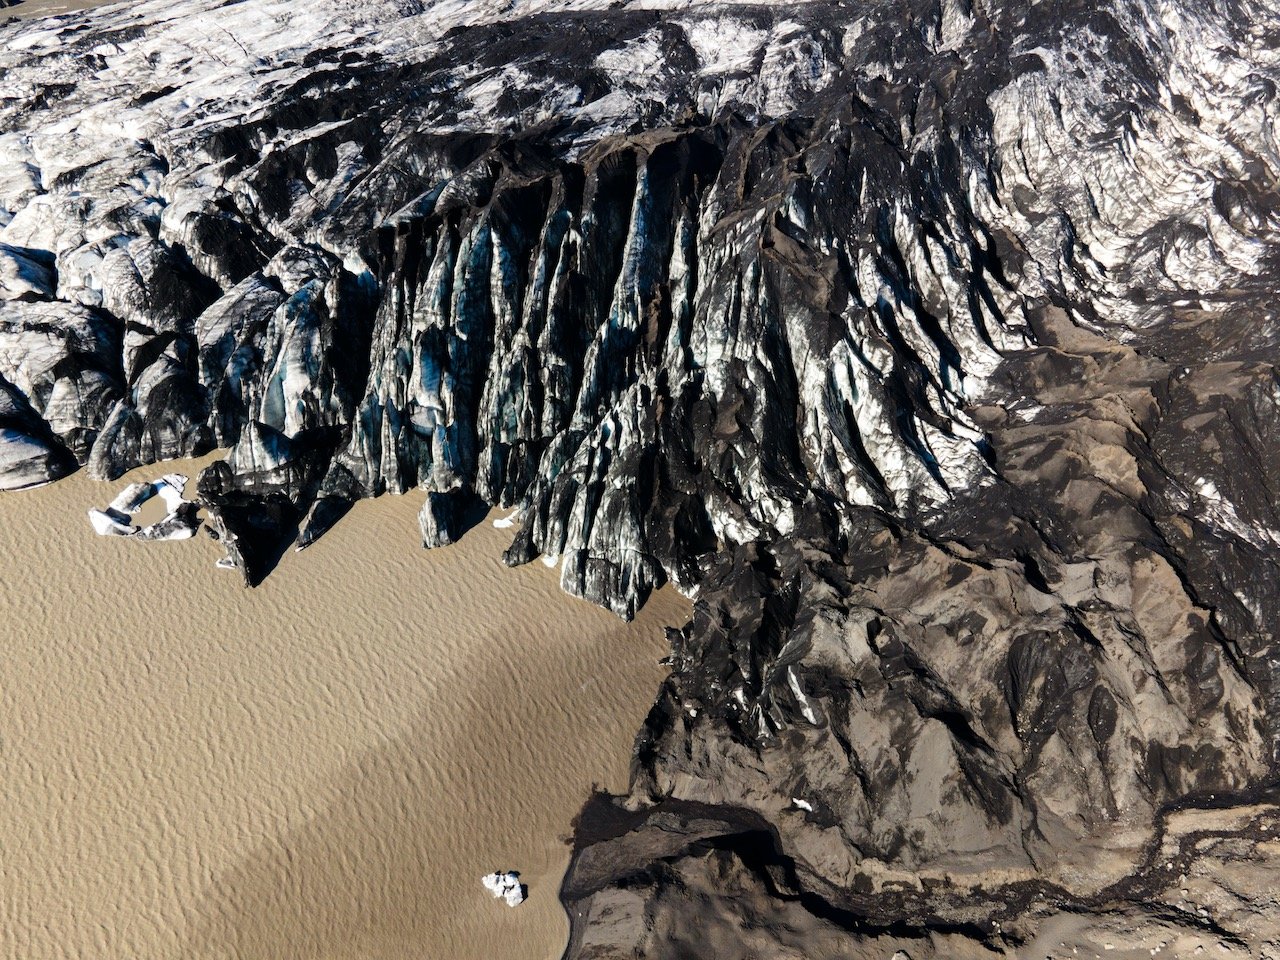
[2,0,1279,955]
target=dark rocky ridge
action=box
[2,0,1279,954]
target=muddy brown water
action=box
[0,455,689,960]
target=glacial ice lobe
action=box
[0,0,1008,568]
[0,243,55,301]
[0,300,121,461]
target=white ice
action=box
[87,473,199,541]
[480,870,526,907]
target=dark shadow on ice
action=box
[202,489,302,586]
[197,426,341,586]
[420,487,491,549]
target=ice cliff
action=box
[3,0,1280,955]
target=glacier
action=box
[3,0,1280,955]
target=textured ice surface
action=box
[481,871,526,908]
[87,472,200,539]
[3,0,1280,956]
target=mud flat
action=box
[0,456,689,960]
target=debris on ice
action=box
[87,473,201,541]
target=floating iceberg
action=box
[481,870,526,907]
[492,509,520,530]
[87,473,201,541]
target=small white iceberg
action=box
[481,870,526,907]
[492,508,520,529]
[87,473,201,542]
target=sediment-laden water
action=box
[0,457,688,960]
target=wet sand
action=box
[0,456,689,960]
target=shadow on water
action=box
[181,564,677,960]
